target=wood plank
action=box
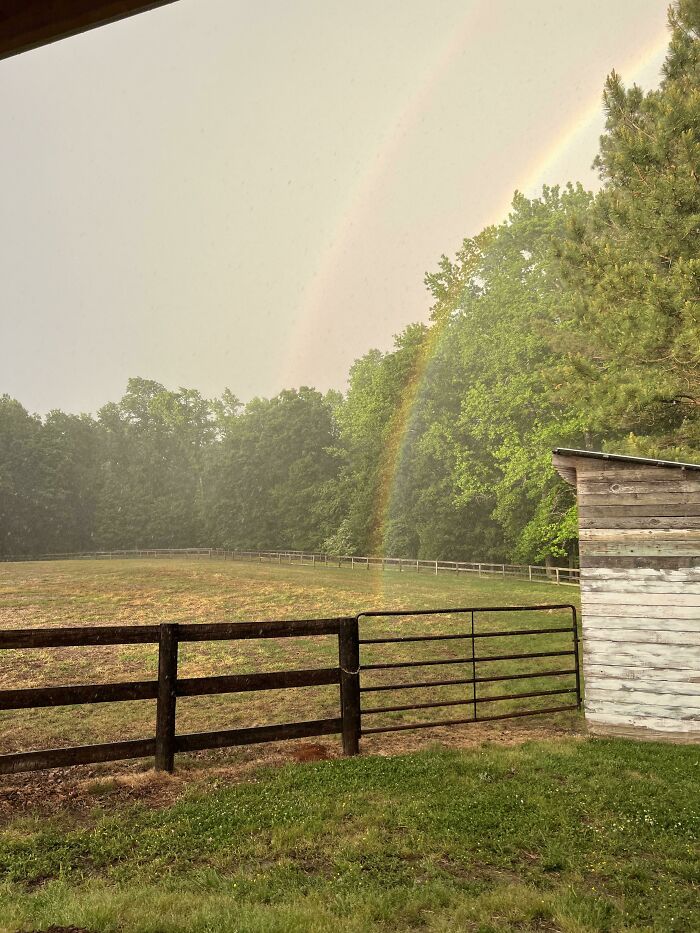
[579,479,700,496]
[586,715,700,742]
[579,504,700,518]
[585,700,700,722]
[583,541,700,557]
[581,556,699,571]
[583,616,700,633]
[586,674,700,695]
[177,668,340,696]
[583,641,700,669]
[583,628,700,646]
[583,601,700,618]
[584,566,700,582]
[0,738,155,774]
[583,589,700,606]
[580,516,700,530]
[581,529,700,544]
[573,467,697,483]
[586,686,700,710]
[0,680,157,709]
[0,625,160,648]
[175,718,343,753]
[579,492,700,507]
[582,579,700,595]
[177,618,348,641]
[584,664,700,684]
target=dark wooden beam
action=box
[0,1,179,61]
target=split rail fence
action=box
[3,547,580,586]
[0,605,581,775]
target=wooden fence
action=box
[0,617,360,775]
[2,547,580,585]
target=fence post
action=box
[435,560,438,576]
[556,567,560,585]
[338,618,360,756]
[155,623,179,772]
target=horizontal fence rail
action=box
[0,547,580,585]
[0,605,581,774]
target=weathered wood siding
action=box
[553,453,700,743]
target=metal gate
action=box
[357,604,581,735]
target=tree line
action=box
[2,1,699,563]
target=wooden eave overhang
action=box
[0,1,178,61]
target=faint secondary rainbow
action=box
[291,17,670,561]
[487,27,670,226]
[281,0,488,389]
[369,27,670,560]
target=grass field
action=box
[0,558,581,757]
[0,560,698,932]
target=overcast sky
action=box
[1,0,669,415]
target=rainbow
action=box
[294,15,670,564]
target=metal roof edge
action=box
[552,448,700,472]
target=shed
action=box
[553,448,700,743]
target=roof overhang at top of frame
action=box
[0,1,179,61]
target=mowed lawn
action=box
[0,558,582,754]
[0,739,698,932]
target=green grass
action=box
[1,738,698,932]
[0,558,581,754]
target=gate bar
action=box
[359,667,577,693]
[360,626,573,644]
[363,687,577,716]
[362,704,579,735]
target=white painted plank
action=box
[585,699,700,722]
[583,541,700,557]
[586,710,700,733]
[583,628,700,645]
[586,676,700,696]
[584,567,700,583]
[584,664,700,684]
[583,603,700,619]
[582,580,700,595]
[583,590,700,607]
[583,641,700,669]
[586,686,700,710]
[583,616,700,633]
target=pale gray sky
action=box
[1,0,669,415]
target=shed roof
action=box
[552,448,700,472]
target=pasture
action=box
[0,558,581,760]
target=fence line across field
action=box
[0,605,580,774]
[3,547,580,586]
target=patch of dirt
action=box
[15,928,96,933]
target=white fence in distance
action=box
[7,547,580,585]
